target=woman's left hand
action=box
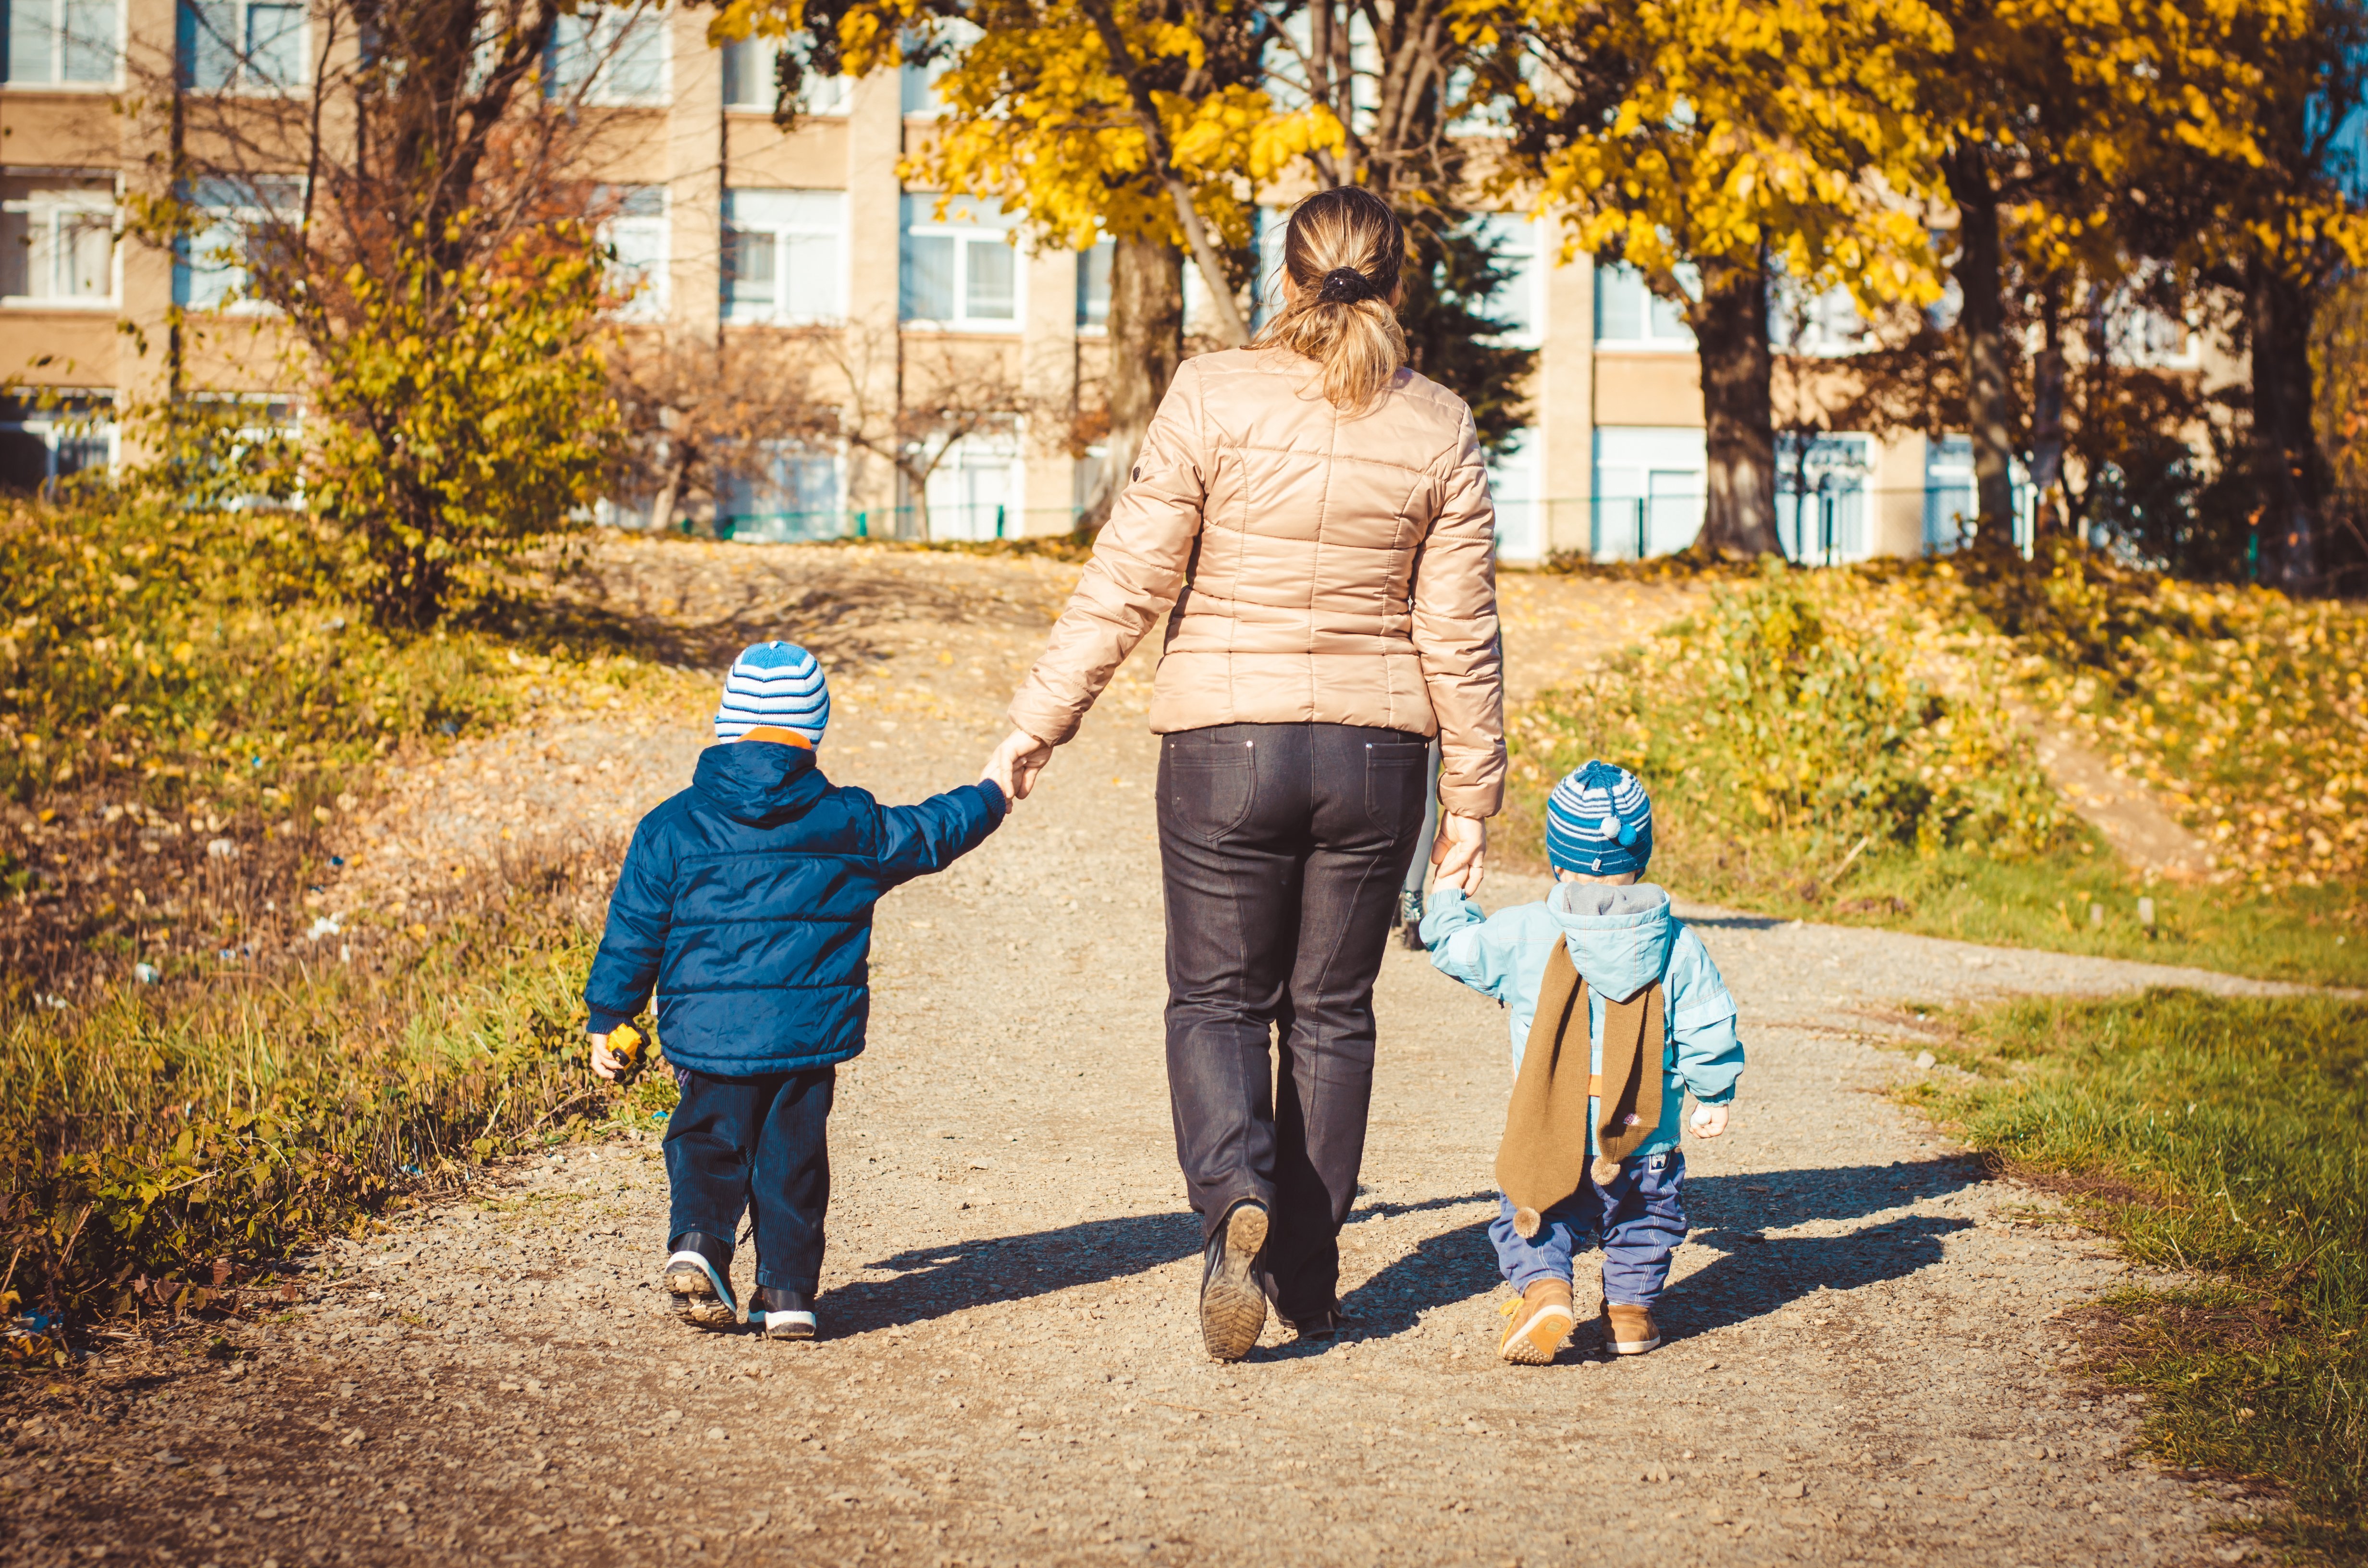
[983,729,1055,807]
[1431,812,1487,894]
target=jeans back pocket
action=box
[1363,739,1431,836]
[1164,737,1258,844]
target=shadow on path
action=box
[810,1157,1989,1348]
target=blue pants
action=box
[665,1065,835,1294]
[1490,1151,1687,1307]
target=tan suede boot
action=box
[1603,1299,1662,1355]
[1497,1278,1576,1365]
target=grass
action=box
[0,495,700,1343]
[0,841,679,1341]
[1904,991,2368,1559]
[1502,553,2368,987]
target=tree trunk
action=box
[2029,279,2066,537]
[1084,235,1185,533]
[1945,145,2018,543]
[2249,259,2323,594]
[1690,252,1782,560]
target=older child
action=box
[1419,760,1742,1364]
[585,639,1007,1340]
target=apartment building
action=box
[1,1,2213,561]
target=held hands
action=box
[1430,812,1488,895]
[982,729,1055,809]
[1690,1104,1729,1140]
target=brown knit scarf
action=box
[1495,938,1666,1238]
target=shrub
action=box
[1509,561,2069,883]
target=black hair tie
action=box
[1316,267,1375,304]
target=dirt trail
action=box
[8,547,2275,1568]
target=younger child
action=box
[585,639,1008,1339]
[1419,760,1742,1364]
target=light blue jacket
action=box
[1420,881,1743,1158]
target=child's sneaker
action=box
[1498,1278,1575,1364]
[1603,1299,1662,1355]
[753,1286,817,1341]
[1397,887,1427,949]
[664,1232,739,1328]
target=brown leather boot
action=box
[1603,1299,1662,1355]
[1497,1278,1575,1364]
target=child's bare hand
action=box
[590,1034,623,1081]
[1690,1105,1728,1139]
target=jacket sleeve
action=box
[1006,361,1209,746]
[585,814,675,1035]
[872,780,1008,887]
[1664,924,1744,1105]
[1411,416,1507,817]
[1420,888,1529,1007]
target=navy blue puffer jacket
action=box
[583,741,1005,1076]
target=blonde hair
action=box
[1253,188,1408,413]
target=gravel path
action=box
[5,545,2275,1568]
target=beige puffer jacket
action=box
[1007,346,1506,816]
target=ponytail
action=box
[1252,187,1408,413]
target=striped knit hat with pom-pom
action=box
[714,640,831,744]
[1544,760,1654,877]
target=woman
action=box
[984,188,1505,1360]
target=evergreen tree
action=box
[1395,212,1536,459]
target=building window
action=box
[900,195,1019,330]
[915,429,1020,541]
[1489,427,1542,563]
[1075,239,1111,332]
[547,6,664,105]
[1593,260,1694,349]
[1474,213,1542,344]
[1592,426,1705,558]
[1924,434,1975,553]
[1,175,115,305]
[717,441,845,541]
[178,0,303,92]
[598,185,666,318]
[721,34,848,114]
[6,0,118,83]
[0,395,113,494]
[173,175,298,312]
[1776,431,1875,562]
[723,188,843,324]
[1771,278,1871,357]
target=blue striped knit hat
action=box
[714,641,830,743]
[1545,760,1654,877]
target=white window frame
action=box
[1592,258,1697,351]
[5,0,122,86]
[1075,236,1111,336]
[1771,277,1873,358]
[1776,430,1877,563]
[1,172,119,308]
[546,4,667,108]
[720,33,849,115]
[598,184,667,320]
[898,20,979,118]
[716,438,847,541]
[915,427,1022,542]
[1476,213,1543,348]
[1592,426,1707,559]
[722,188,845,326]
[0,398,116,492]
[1488,427,1543,564]
[900,195,1023,333]
[178,0,308,95]
[174,175,300,315]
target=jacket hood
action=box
[1545,880,1674,1002]
[691,740,829,827]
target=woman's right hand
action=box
[1431,812,1487,894]
[983,729,1055,806]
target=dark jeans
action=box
[665,1064,836,1294]
[1158,721,1432,1320]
